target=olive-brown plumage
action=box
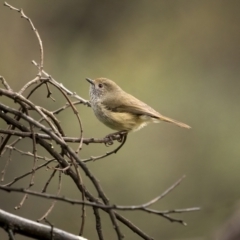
[86,78,190,132]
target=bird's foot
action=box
[104,131,128,146]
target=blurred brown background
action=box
[0,1,240,239]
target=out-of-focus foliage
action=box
[0,1,240,239]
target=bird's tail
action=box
[158,115,191,129]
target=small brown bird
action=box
[86,78,191,133]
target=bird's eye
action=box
[98,83,103,88]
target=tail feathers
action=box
[158,115,191,129]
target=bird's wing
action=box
[102,93,160,118]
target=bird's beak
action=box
[86,78,94,85]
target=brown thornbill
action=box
[86,78,191,134]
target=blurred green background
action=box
[0,1,240,239]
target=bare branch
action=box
[0,129,122,145]
[31,66,90,106]
[3,159,55,187]
[0,75,12,91]
[0,184,200,218]
[4,2,44,75]
[0,209,87,240]
[38,170,62,222]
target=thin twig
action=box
[82,134,127,163]
[43,218,55,240]
[2,159,55,187]
[0,76,12,91]
[28,112,38,187]
[38,170,62,222]
[39,107,65,137]
[0,129,122,144]
[14,107,38,209]
[44,76,84,153]
[0,185,200,220]
[1,138,22,182]
[42,168,58,193]
[93,207,104,240]
[53,101,83,115]
[141,175,186,208]
[45,82,55,101]
[4,2,44,75]
[5,145,54,162]
[31,64,90,106]
[0,78,46,156]
[7,228,15,240]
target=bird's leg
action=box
[104,130,128,146]
[117,130,128,143]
